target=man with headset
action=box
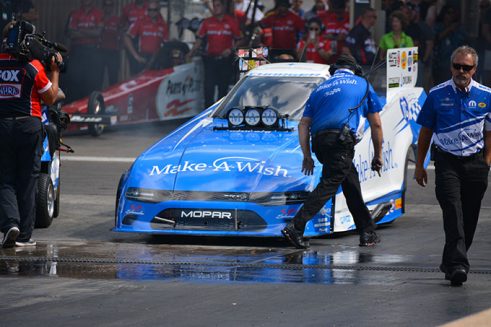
[282,54,384,249]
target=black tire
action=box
[88,91,105,137]
[36,173,54,228]
[53,177,60,218]
[401,148,412,214]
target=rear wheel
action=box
[88,91,105,137]
[36,173,54,228]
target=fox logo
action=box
[0,70,20,82]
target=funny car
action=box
[114,47,427,238]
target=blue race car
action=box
[114,51,427,238]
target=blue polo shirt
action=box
[303,69,383,138]
[416,79,491,157]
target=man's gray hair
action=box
[450,46,479,66]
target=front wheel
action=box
[88,91,105,137]
[36,173,54,228]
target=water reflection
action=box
[0,242,409,285]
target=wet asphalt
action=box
[1,122,490,327]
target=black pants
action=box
[65,45,103,102]
[100,48,121,86]
[0,117,43,241]
[292,132,375,234]
[203,55,233,108]
[434,149,489,273]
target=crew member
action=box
[318,0,350,64]
[124,0,169,75]
[66,0,103,102]
[188,0,241,108]
[122,0,148,27]
[345,7,378,66]
[282,54,384,249]
[0,22,62,248]
[100,0,122,85]
[415,46,491,286]
[259,0,304,61]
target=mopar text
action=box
[181,211,233,219]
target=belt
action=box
[434,146,483,161]
[0,115,31,120]
[313,129,341,139]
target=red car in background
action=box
[63,60,204,136]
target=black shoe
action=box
[2,226,20,249]
[445,268,467,286]
[281,223,309,249]
[359,231,380,247]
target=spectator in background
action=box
[346,7,378,66]
[124,1,169,75]
[122,0,148,27]
[260,0,304,61]
[297,17,333,64]
[100,0,122,86]
[187,0,241,107]
[383,0,404,32]
[425,0,446,28]
[432,5,466,85]
[319,0,350,64]
[402,2,434,88]
[379,10,414,60]
[66,0,104,102]
[304,0,327,21]
[291,0,305,18]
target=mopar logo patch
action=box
[0,84,21,98]
[181,210,233,219]
[0,69,20,82]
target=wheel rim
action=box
[94,100,104,133]
[47,182,54,217]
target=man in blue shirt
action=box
[415,46,491,286]
[282,54,384,249]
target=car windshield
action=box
[214,76,325,121]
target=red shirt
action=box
[68,6,104,46]
[122,2,148,26]
[297,37,332,64]
[128,15,169,55]
[260,11,304,50]
[319,11,350,37]
[0,54,51,118]
[197,15,241,57]
[101,14,122,50]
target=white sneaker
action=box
[2,226,20,248]
[15,239,37,247]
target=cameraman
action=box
[0,22,62,248]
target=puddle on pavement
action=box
[0,241,420,284]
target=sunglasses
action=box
[452,63,475,72]
[309,27,319,31]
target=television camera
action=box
[4,20,67,72]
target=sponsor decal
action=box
[354,141,397,183]
[401,51,407,70]
[125,204,144,216]
[181,210,233,219]
[388,52,398,67]
[0,84,21,98]
[149,156,289,177]
[0,69,20,82]
[276,208,296,219]
[408,51,412,72]
[468,100,477,108]
[478,102,487,108]
[388,77,400,88]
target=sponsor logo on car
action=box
[149,157,289,177]
[181,210,233,219]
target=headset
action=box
[328,62,364,77]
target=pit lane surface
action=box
[1,121,491,327]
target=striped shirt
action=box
[416,79,491,156]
